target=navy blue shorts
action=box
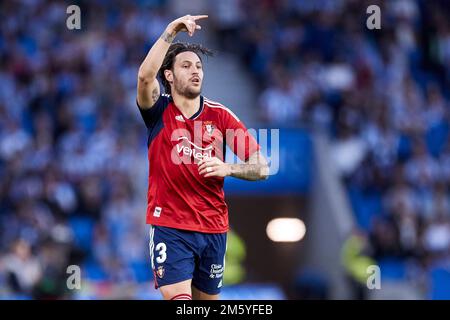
[149,225,227,295]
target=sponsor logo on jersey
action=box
[209,264,224,279]
[176,136,213,161]
[175,115,185,122]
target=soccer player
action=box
[136,14,269,300]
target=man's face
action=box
[167,51,204,99]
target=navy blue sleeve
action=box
[137,95,169,129]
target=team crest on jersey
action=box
[204,121,215,135]
[156,266,165,278]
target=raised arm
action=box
[137,14,208,109]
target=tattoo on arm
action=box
[229,164,266,181]
[151,87,159,104]
[229,152,269,181]
[160,31,176,43]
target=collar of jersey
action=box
[169,95,204,120]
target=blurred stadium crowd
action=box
[0,0,170,298]
[213,0,450,297]
[0,0,449,299]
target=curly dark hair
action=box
[158,42,213,94]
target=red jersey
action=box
[138,94,260,233]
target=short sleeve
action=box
[222,108,260,162]
[137,95,169,129]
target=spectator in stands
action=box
[0,239,42,297]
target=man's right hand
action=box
[137,14,208,110]
[165,14,208,38]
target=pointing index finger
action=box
[192,15,208,21]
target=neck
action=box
[171,91,201,119]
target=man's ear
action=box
[164,69,173,84]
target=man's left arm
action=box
[198,151,269,181]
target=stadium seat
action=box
[82,259,108,282]
[428,267,450,300]
[378,258,407,281]
[426,122,449,157]
[69,216,95,252]
[130,261,153,283]
[348,188,383,232]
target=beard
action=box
[173,77,201,99]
